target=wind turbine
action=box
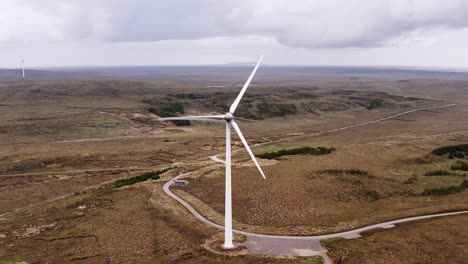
[159,56,266,248]
[21,60,25,79]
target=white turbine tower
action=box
[21,60,25,79]
[160,56,266,248]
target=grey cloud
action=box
[4,0,468,48]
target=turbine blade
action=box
[159,115,225,121]
[230,120,266,179]
[229,56,264,114]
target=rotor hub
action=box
[224,112,234,122]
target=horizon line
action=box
[1,64,468,73]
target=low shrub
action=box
[320,237,345,247]
[148,103,184,116]
[346,169,369,176]
[319,169,368,176]
[148,102,191,126]
[421,180,468,196]
[359,189,380,201]
[347,96,385,110]
[432,144,468,157]
[320,169,343,175]
[424,170,451,176]
[174,93,209,99]
[257,146,336,160]
[463,180,468,188]
[393,190,417,197]
[451,161,468,171]
[112,168,171,188]
[421,186,464,196]
[256,102,297,117]
[169,120,191,127]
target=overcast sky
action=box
[2,0,468,68]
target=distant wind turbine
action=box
[21,60,25,79]
[160,56,266,248]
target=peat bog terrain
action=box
[1,67,467,263]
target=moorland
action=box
[0,66,467,263]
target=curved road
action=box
[162,103,468,262]
[164,172,468,262]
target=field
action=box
[1,181,321,263]
[181,100,468,235]
[1,66,468,263]
[323,214,468,264]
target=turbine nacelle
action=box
[224,112,234,122]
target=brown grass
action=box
[0,182,321,263]
[1,76,468,262]
[183,109,468,235]
[324,214,468,264]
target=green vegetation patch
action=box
[451,161,468,171]
[321,237,346,247]
[174,93,210,100]
[111,168,171,188]
[348,96,385,110]
[424,170,451,176]
[145,100,191,126]
[319,169,343,175]
[421,180,468,196]
[139,88,423,123]
[256,102,298,117]
[146,102,184,116]
[359,189,380,201]
[320,169,369,176]
[432,144,468,159]
[257,146,336,160]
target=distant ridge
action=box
[2,64,467,73]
